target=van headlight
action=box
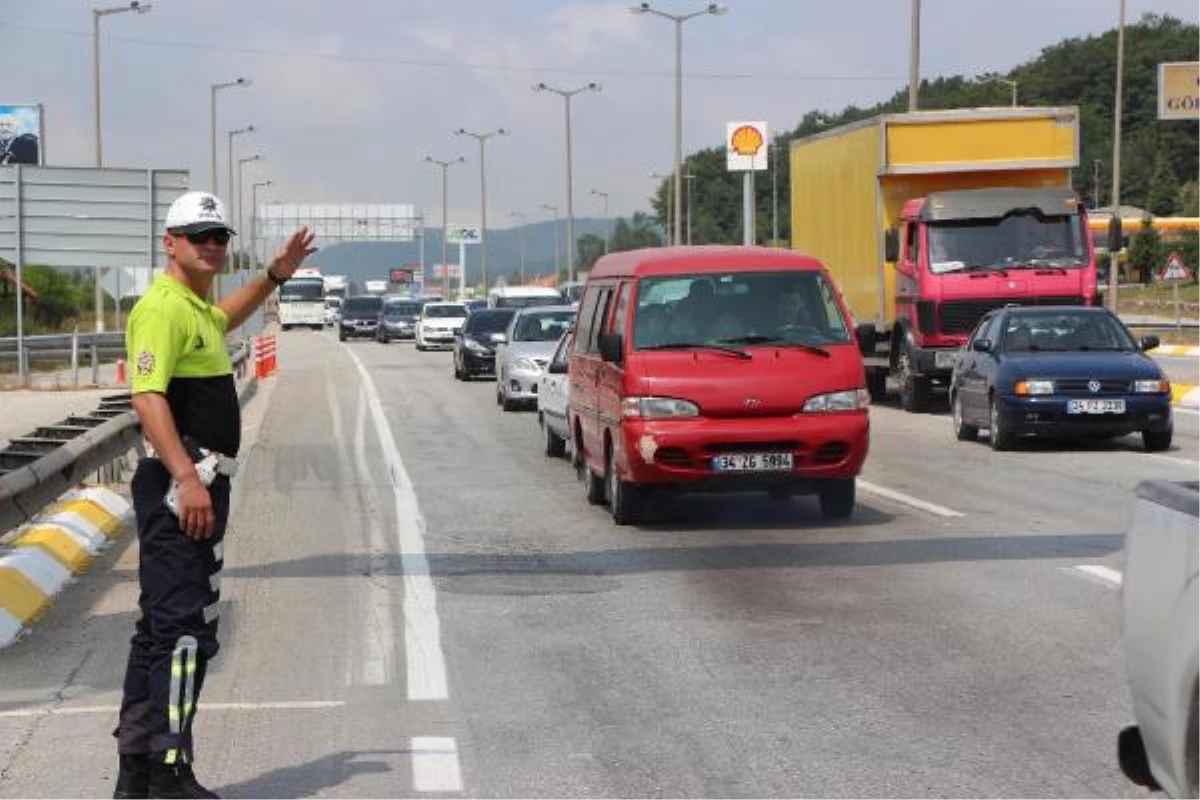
[802,389,869,412]
[621,396,700,418]
[1014,380,1055,396]
[1133,379,1170,393]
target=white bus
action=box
[487,286,565,309]
[278,268,326,330]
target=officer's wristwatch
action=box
[266,266,288,286]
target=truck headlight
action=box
[1015,380,1055,396]
[802,388,869,412]
[1133,379,1170,393]
[621,396,700,418]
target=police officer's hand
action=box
[177,475,215,540]
[269,226,318,281]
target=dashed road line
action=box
[857,480,966,518]
[1069,565,1123,588]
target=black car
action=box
[377,299,422,342]
[950,306,1173,451]
[453,308,516,380]
[338,295,383,341]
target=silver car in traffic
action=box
[495,305,576,411]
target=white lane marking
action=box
[857,480,966,518]
[1071,565,1123,588]
[1141,452,1200,467]
[353,385,396,687]
[1172,407,1198,417]
[345,347,449,702]
[0,701,345,718]
[411,737,463,793]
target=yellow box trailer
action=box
[790,107,1096,410]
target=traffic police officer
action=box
[114,191,315,799]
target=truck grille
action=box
[939,296,1085,335]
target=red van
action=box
[568,246,870,524]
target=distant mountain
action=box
[307,217,610,290]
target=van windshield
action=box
[633,271,852,350]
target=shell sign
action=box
[726,121,768,171]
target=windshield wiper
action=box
[640,342,752,360]
[717,335,831,358]
[964,263,1009,275]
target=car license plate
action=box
[1067,398,1126,414]
[711,452,793,472]
[935,350,960,369]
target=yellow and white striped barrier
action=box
[1172,383,1200,410]
[0,486,131,649]
[1149,344,1200,358]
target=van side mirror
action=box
[1139,335,1159,352]
[884,228,899,263]
[598,332,623,363]
[971,338,992,353]
[547,360,568,375]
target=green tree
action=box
[22,265,85,329]
[1127,217,1163,283]
[609,212,663,252]
[575,233,606,271]
[1178,181,1199,216]
[1145,152,1179,215]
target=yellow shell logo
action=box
[730,125,764,156]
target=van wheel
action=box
[606,447,641,525]
[818,478,855,519]
[896,350,930,413]
[584,449,606,506]
[501,388,518,412]
[952,392,978,442]
[543,418,566,458]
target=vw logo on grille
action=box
[1088,380,1101,394]
[744,397,763,410]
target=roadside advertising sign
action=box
[1158,62,1199,121]
[447,225,481,245]
[390,268,415,284]
[0,104,43,165]
[726,121,768,171]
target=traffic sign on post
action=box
[1159,252,1193,282]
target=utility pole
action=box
[454,127,508,292]
[424,155,465,299]
[908,0,921,111]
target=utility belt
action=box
[151,437,237,517]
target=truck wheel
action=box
[988,397,1015,451]
[866,369,887,402]
[818,478,855,519]
[1142,426,1172,452]
[897,350,931,413]
[952,392,979,442]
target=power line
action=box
[1,22,903,83]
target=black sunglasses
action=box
[179,230,231,246]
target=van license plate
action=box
[1067,399,1125,414]
[712,452,793,472]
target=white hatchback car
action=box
[416,302,468,351]
[537,330,572,458]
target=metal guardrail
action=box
[0,342,251,534]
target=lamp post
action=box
[209,78,250,194]
[770,141,779,246]
[510,211,527,283]
[541,203,561,279]
[650,171,672,245]
[532,82,600,283]
[251,179,272,273]
[425,155,465,299]
[454,127,508,292]
[1108,0,1127,311]
[986,77,1018,106]
[590,189,610,254]
[236,154,263,274]
[908,0,921,110]
[683,173,695,245]
[630,2,726,248]
[226,124,254,274]
[92,1,152,335]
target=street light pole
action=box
[541,203,560,279]
[533,82,600,283]
[236,154,263,274]
[1108,0,1127,311]
[226,124,254,274]
[209,78,250,195]
[251,179,272,274]
[908,0,921,110]
[454,127,508,292]
[683,173,695,245]
[590,189,610,254]
[771,141,779,246]
[510,211,527,284]
[425,155,465,299]
[631,3,727,248]
[92,1,151,334]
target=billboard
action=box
[726,121,768,171]
[0,104,42,165]
[1158,62,1199,121]
[447,225,481,244]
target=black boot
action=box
[146,762,219,799]
[113,754,150,799]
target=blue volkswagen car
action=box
[949,306,1173,451]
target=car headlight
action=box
[802,388,870,412]
[465,339,489,353]
[1014,380,1055,396]
[514,357,540,371]
[621,396,700,418]
[1133,379,1170,393]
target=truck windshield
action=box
[279,279,324,302]
[633,271,852,350]
[927,211,1089,274]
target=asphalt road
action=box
[1,329,1194,798]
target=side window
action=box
[905,223,919,267]
[611,282,632,337]
[585,288,613,353]
[550,332,570,369]
[971,314,998,346]
[573,288,601,354]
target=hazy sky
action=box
[5,0,1197,233]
